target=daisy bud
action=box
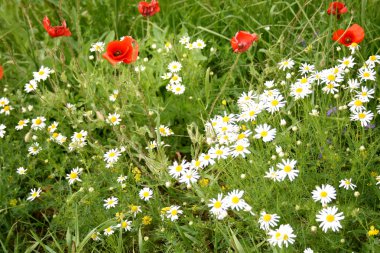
[354,191,360,197]
[334,94,339,99]
[89,55,94,60]
[182,54,187,58]
[265,26,270,31]
[88,187,94,192]
[186,184,192,189]
[143,57,148,62]
[340,239,345,243]
[189,221,193,226]
[279,152,285,157]
[295,205,300,211]
[271,155,277,160]
[280,119,287,126]
[240,174,246,179]
[311,226,317,232]
[165,181,171,188]
[28,105,33,111]
[210,71,214,76]
[32,135,38,140]
[296,140,302,145]
[292,126,298,131]
[144,236,149,241]
[157,48,162,53]
[359,145,365,151]
[151,44,157,49]
[336,46,341,51]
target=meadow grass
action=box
[1,0,380,252]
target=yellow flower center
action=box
[260,131,268,137]
[271,100,279,106]
[363,72,370,78]
[326,83,334,89]
[320,191,327,197]
[327,74,335,81]
[215,150,223,156]
[39,70,45,75]
[222,116,230,122]
[370,55,376,61]
[283,165,292,173]
[326,214,335,222]
[235,145,244,152]
[70,172,78,179]
[296,87,303,93]
[35,119,42,125]
[263,214,272,222]
[175,166,182,172]
[214,201,222,208]
[143,191,150,197]
[358,113,366,119]
[171,210,178,216]
[300,78,307,84]
[231,196,240,204]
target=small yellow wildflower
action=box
[142,216,152,225]
[368,226,379,236]
[9,199,17,206]
[199,178,209,187]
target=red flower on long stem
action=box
[102,36,139,65]
[230,31,259,53]
[327,2,348,18]
[0,65,3,80]
[43,16,71,38]
[138,0,160,17]
[332,24,364,47]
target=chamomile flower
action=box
[179,35,190,45]
[199,152,216,166]
[226,190,247,211]
[117,220,132,231]
[31,116,46,130]
[104,148,121,164]
[0,105,13,115]
[355,86,375,102]
[277,159,299,181]
[117,175,127,183]
[322,82,339,94]
[145,140,158,150]
[16,167,27,175]
[168,160,190,178]
[190,158,203,170]
[91,232,101,241]
[264,167,282,182]
[164,42,172,51]
[358,68,376,82]
[168,61,182,73]
[139,187,153,201]
[268,224,296,248]
[103,226,115,236]
[90,42,105,52]
[33,66,52,82]
[348,98,366,112]
[0,124,6,138]
[278,59,295,70]
[208,145,230,160]
[299,63,315,74]
[304,248,314,253]
[348,42,360,54]
[365,55,380,68]
[0,97,9,107]
[46,122,58,133]
[109,90,119,102]
[311,184,336,205]
[231,140,251,158]
[350,110,374,127]
[316,206,344,232]
[167,205,182,221]
[258,211,280,231]
[103,196,118,209]
[339,178,356,190]
[346,79,360,91]
[185,42,194,50]
[264,80,275,88]
[208,193,228,217]
[254,124,276,142]
[28,142,41,155]
[106,113,121,126]
[179,168,200,186]
[194,39,206,49]
[27,188,42,201]
[71,130,87,142]
[171,83,186,95]
[237,90,257,107]
[157,125,174,137]
[338,56,355,69]
[66,167,82,185]
[130,205,142,217]
[265,94,286,114]
[290,82,312,100]
[169,73,182,84]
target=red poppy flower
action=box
[327,2,348,18]
[332,24,364,47]
[138,0,160,17]
[230,31,259,53]
[0,65,3,80]
[102,36,139,65]
[43,16,71,38]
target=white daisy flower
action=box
[258,211,280,231]
[339,178,356,190]
[90,42,105,52]
[16,167,28,175]
[106,113,121,126]
[116,220,132,231]
[166,205,182,221]
[104,148,121,164]
[31,116,46,130]
[103,196,118,209]
[27,188,42,201]
[33,66,52,82]
[278,59,295,71]
[311,184,336,205]
[316,206,344,232]
[226,189,247,211]
[350,110,374,127]
[254,124,276,142]
[268,224,296,248]
[66,167,82,185]
[168,61,182,73]
[139,187,153,201]
[277,159,299,181]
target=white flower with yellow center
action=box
[66,167,82,185]
[15,119,29,130]
[104,148,121,164]
[168,61,182,73]
[28,142,41,155]
[316,206,344,232]
[31,116,46,130]
[117,220,132,231]
[171,83,186,95]
[338,56,355,69]
[16,167,28,175]
[277,159,298,181]
[194,39,206,49]
[268,224,296,248]
[339,178,356,190]
[226,190,247,211]
[365,54,380,68]
[0,105,13,115]
[231,140,250,158]
[311,184,336,205]
[358,67,376,82]
[258,211,280,231]
[90,42,105,52]
[299,63,315,74]
[350,110,374,127]
[199,152,215,167]
[0,97,9,107]
[265,94,286,114]
[167,205,182,221]
[27,188,42,201]
[169,73,182,84]
[47,121,59,133]
[107,113,121,126]
[33,66,52,82]
[355,86,374,102]
[139,187,153,201]
[208,193,228,218]
[208,145,230,160]
[179,168,200,186]
[168,160,190,178]
[254,124,276,142]
[278,59,295,70]
[348,98,365,112]
[103,196,118,209]
[103,226,115,236]
[179,35,190,45]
